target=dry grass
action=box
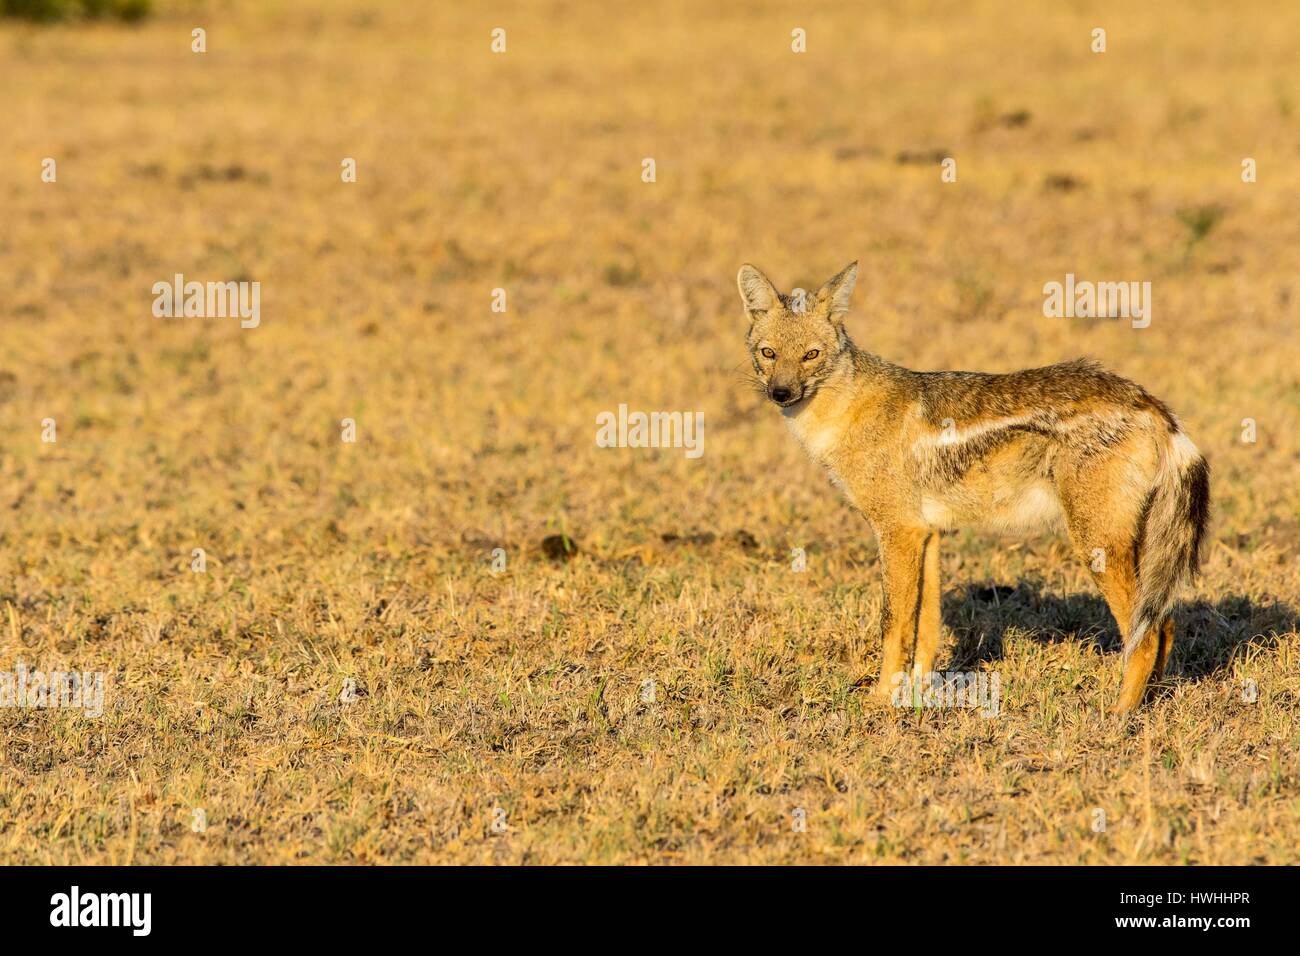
[1,0,1298,864]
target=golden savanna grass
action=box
[1,0,1298,864]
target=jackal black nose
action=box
[770,386,792,404]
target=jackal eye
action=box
[802,349,820,361]
[760,347,776,359]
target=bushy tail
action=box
[1127,430,1210,658]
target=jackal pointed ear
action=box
[737,264,780,317]
[816,261,858,322]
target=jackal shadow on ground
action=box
[942,582,1297,682]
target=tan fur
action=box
[739,262,1211,713]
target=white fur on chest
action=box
[784,405,857,506]
[783,405,844,461]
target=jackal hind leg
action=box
[1151,616,1176,687]
[873,528,929,704]
[1082,543,1159,714]
[1062,506,1146,712]
[1116,626,1160,714]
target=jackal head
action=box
[738,261,858,407]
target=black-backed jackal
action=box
[738,262,1210,713]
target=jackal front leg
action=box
[913,533,941,684]
[873,529,929,702]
